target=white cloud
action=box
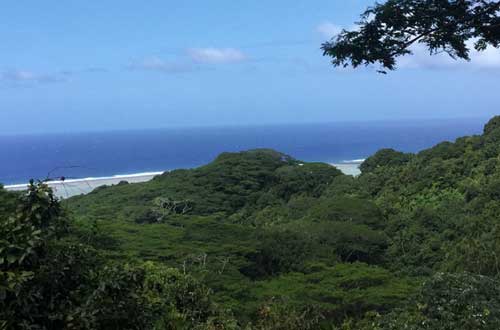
[316,22,343,39]
[127,57,195,73]
[471,45,500,68]
[316,20,500,71]
[398,41,500,70]
[0,70,67,84]
[187,48,247,64]
[128,49,248,74]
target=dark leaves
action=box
[322,0,500,71]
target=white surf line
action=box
[342,159,366,164]
[4,171,166,190]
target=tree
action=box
[321,0,500,72]
[360,273,500,330]
[0,182,240,330]
[0,181,79,329]
[360,149,413,173]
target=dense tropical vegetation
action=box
[2,116,500,329]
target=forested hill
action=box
[67,149,343,221]
[2,116,500,329]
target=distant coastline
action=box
[341,159,366,164]
[331,160,362,176]
[5,171,165,198]
[0,118,484,186]
[4,162,362,198]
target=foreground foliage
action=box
[2,117,500,328]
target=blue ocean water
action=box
[0,118,487,185]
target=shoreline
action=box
[4,171,165,189]
[4,161,362,198]
[330,163,362,176]
[5,171,165,198]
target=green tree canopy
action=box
[321,0,500,72]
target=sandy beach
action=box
[5,162,361,198]
[330,162,362,176]
[5,172,164,198]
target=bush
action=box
[360,149,412,173]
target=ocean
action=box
[0,118,487,186]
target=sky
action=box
[1,0,499,134]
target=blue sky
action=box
[1,0,499,134]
